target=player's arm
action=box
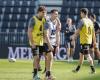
[70,19,84,40]
[56,29,60,47]
[56,17,61,31]
[70,25,76,35]
[56,18,61,47]
[92,28,96,48]
[44,22,54,51]
[73,25,76,33]
[27,18,35,48]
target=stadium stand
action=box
[0,0,100,46]
[0,0,36,46]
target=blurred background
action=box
[0,0,100,59]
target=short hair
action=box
[80,8,88,15]
[90,13,96,19]
[37,6,46,13]
[51,9,58,13]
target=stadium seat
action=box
[0,1,4,6]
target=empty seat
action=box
[5,7,12,13]
[17,21,25,28]
[69,8,76,15]
[93,8,99,14]
[2,22,9,29]
[9,22,17,28]
[3,14,12,21]
[11,14,19,21]
[78,1,85,7]
[12,0,20,7]
[86,1,93,8]
[0,22,3,28]
[17,29,23,32]
[22,1,31,7]
[0,14,4,21]
[0,1,4,6]
[18,14,26,21]
[13,7,21,14]
[3,14,9,21]
[94,1,100,8]
[0,7,2,13]
[30,1,35,7]
[20,7,28,14]
[5,1,12,7]
[5,36,8,41]
[1,28,6,32]
[1,7,5,13]
[28,7,35,14]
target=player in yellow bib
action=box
[71,8,96,74]
[28,6,46,80]
[29,16,45,46]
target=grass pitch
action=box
[0,59,100,80]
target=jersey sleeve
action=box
[77,19,84,30]
[44,22,50,30]
[28,17,35,28]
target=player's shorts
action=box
[80,44,91,55]
[31,43,54,56]
[65,38,75,48]
[43,43,57,55]
[43,43,51,53]
[31,46,44,56]
[52,46,57,56]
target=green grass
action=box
[0,59,100,80]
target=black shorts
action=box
[32,46,44,56]
[52,46,57,56]
[43,43,57,55]
[80,44,91,55]
[65,39,75,48]
[43,43,51,53]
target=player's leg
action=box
[37,47,44,72]
[85,53,95,74]
[72,53,84,72]
[52,46,57,60]
[94,47,100,64]
[70,40,75,61]
[72,45,85,72]
[32,47,41,79]
[45,52,53,78]
[42,52,46,74]
[65,42,71,62]
[95,35,100,64]
[42,43,49,74]
[37,55,42,71]
[90,48,95,61]
[43,43,55,79]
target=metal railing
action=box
[0,31,99,48]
